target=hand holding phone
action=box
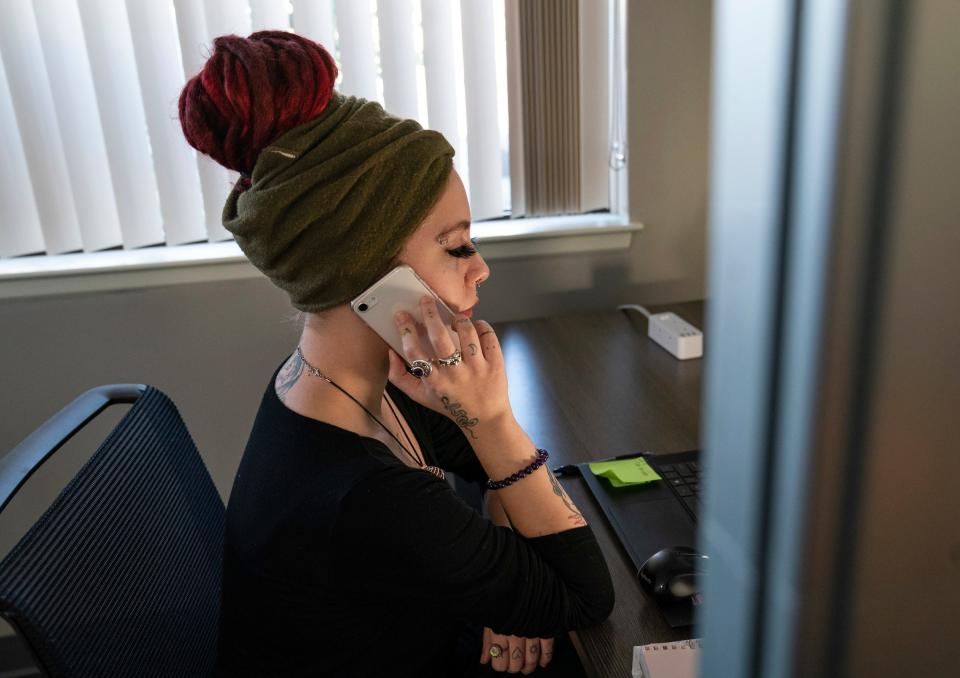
[350,265,460,365]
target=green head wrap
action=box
[222,94,455,312]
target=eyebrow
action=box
[435,220,471,240]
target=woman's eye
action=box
[446,238,479,259]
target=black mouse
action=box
[638,546,709,600]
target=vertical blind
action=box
[0,0,615,262]
[506,0,611,217]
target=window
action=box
[0,0,630,282]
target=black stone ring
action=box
[408,359,433,379]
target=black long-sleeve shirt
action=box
[216,362,614,677]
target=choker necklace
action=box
[295,346,445,480]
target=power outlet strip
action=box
[648,312,703,360]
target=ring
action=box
[488,644,503,659]
[407,359,433,379]
[436,350,462,367]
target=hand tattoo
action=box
[548,471,588,526]
[467,343,478,356]
[440,395,479,439]
[400,326,412,336]
[511,647,523,660]
[275,351,304,402]
[529,644,540,655]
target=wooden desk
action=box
[494,301,705,678]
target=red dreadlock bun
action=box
[178,30,337,176]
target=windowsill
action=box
[0,214,642,300]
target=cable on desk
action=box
[617,304,651,318]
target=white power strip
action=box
[647,312,703,360]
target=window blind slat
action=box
[0,2,82,255]
[377,0,419,121]
[578,0,609,212]
[531,0,545,211]
[78,0,165,250]
[249,0,290,31]
[505,0,526,216]
[460,0,504,220]
[203,0,252,38]
[421,0,463,177]
[32,0,123,253]
[334,0,378,101]
[291,1,336,54]
[173,0,235,242]
[0,53,45,258]
[125,0,208,245]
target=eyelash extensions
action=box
[446,237,479,259]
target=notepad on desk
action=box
[631,639,702,678]
[588,456,661,487]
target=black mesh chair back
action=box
[0,385,224,677]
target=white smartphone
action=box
[350,265,461,365]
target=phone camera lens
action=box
[358,303,369,312]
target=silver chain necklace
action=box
[295,346,445,479]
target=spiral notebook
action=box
[631,639,702,678]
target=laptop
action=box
[574,450,702,628]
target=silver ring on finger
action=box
[436,350,462,367]
[408,359,433,379]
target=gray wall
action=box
[0,0,710,561]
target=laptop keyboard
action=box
[652,460,702,520]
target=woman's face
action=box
[398,169,490,316]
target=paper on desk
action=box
[588,457,661,487]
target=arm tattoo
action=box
[548,471,588,526]
[440,395,479,439]
[275,351,304,403]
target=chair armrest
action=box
[0,384,146,513]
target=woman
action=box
[179,31,614,677]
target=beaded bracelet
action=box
[486,449,550,490]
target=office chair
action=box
[0,384,224,677]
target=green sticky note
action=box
[588,457,661,487]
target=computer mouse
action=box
[638,546,709,600]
